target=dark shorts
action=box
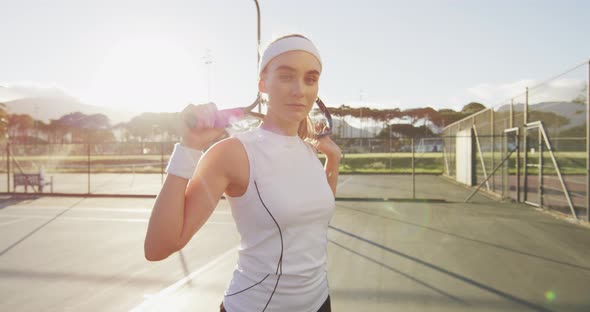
[220,295,331,312]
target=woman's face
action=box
[259,50,321,124]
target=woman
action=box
[144,34,341,312]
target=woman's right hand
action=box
[180,102,227,150]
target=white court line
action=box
[337,176,353,188]
[0,206,231,215]
[0,206,152,213]
[130,245,239,312]
[0,214,234,225]
[388,206,400,215]
[0,218,28,227]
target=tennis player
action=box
[144,34,341,312]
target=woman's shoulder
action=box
[210,136,250,187]
[206,136,247,161]
[302,140,318,154]
[229,128,260,142]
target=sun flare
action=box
[87,35,202,112]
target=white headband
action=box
[259,36,322,76]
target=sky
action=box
[0,0,589,114]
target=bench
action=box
[13,173,54,193]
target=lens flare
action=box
[545,291,556,302]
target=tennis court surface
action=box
[1,175,589,311]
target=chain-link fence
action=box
[2,59,587,222]
[0,142,175,195]
[0,136,467,201]
[443,60,589,222]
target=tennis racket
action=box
[185,94,333,138]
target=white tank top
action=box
[223,127,335,312]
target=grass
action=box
[336,153,443,159]
[1,151,585,175]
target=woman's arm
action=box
[323,153,341,196]
[144,173,191,261]
[144,102,237,261]
[144,141,234,261]
[316,136,342,196]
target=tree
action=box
[125,112,165,142]
[403,107,439,126]
[378,124,434,139]
[83,114,111,130]
[528,111,570,131]
[435,108,467,127]
[47,119,69,143]
[0,103,8,141]
[571,84,587,105]
[8,114,35,143]
[53,112,114,143]
[461,102,486,115]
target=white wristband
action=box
[165,143,204,180]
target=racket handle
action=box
[185,107,246,129]
[213,108,246,128]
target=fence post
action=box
[520,130,526,203]
[523,87,529,202]
[491,109,495,192]
[6,143,10,193]
[524,87,529,126]
[510,98,514,129]
[412,137,415,199]
[586,60,590,222]
[87,142,91,195]
[539,127,543,207]
[389,131,392,171]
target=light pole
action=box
[202,49,213,102]
[34,104,39,147]
[253,0,261,113]
[359,89,365,148]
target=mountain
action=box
[2,89,137,125]
[496,101,585,130]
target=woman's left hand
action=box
[315,135,341,161]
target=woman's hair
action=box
[259,34,320,141]
[298,115,315,141]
